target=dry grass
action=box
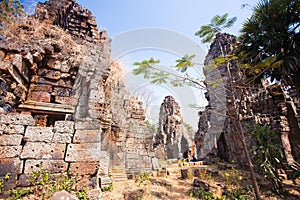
[101,162,300,200]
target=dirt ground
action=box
[101,162,300,200]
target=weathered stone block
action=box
[12,54,30,82]
[27,91,51,103]
[0,124,6,134]
[69,162,99,175]
[3,124,25,134]
[74,120,100,130]
[0,146,22,158]
[0,158,22,176]
[29,84,53,92]
[52,133,73,144]
[60,61,71,73]
[55,96,73,104]
[24,126,54,142]
[50,190,78,200]
[73,130,101,143]
[0,134,22,146]
[45,70,61,80]
[87,189,102,200]
[0,114,35,125]
[47,57,61,70]
[52,87,72,96]
[65,143,101,162]
[21,142,66,159]
[99,151,109,175]
[54,121,74,133]
[24,160,68,174]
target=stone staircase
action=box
[111,166,128,182]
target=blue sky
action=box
[76,0,259,43]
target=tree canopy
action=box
[237,0,300,91]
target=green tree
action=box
[238,0,300,96]
[195,13,237,43]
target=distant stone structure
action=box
[195,33,300,165]
[0,0,157,192]
[154,96,193,160]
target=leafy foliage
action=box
[237,0,300,93]
[133,56,205,90]
[195,13,237,43]
[250,125,287,195]
[135,172,151,186]
[101,183,114,192]
[3,163,89,199]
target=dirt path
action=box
[101,162,300,200]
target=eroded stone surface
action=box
[0,146,22,158]
[24,126,54,142]
[0,134,23,146]
[73,130,101,143]
[24,159,68,174]
[65,143,101,162]
[69,162,99,175]
[21,142,66,159]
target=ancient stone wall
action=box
[154,96,193,160]
[196,33,300,165]
[0,0,156,192]
[35,0,101,43]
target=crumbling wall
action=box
[196,33,300,165]
[153,96,193,160]
[0,0,156,192]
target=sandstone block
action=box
[0,124,6,134]
[60,61,71,72]
[0,158,21,190]
[65,143,101,162]
[50,190,78,200]
[3,124,25,134]
[54,120,74,133]
[74,120,100,130]
[18,174,31,187]
[24,126,54,142]
[45,70,61,80]
[24,159,68,174]
[0,158,22,176]
[52,133,73,143]
[21,142,66,160]
[99,151,109,175]
[57,79,72,88]
[0,113,34,125]
[0,146,22,158]
[69,162,99,175]
[29,84,53,92]
[55,96,73,104]
[0,134,22,146]
[73,130,101,143]
[27,91,51,103]
[52,87,72,96]
[87,189,102,200]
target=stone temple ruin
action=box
[1,0,300,196]
[195,33,300,166]
[0,0,158,191]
